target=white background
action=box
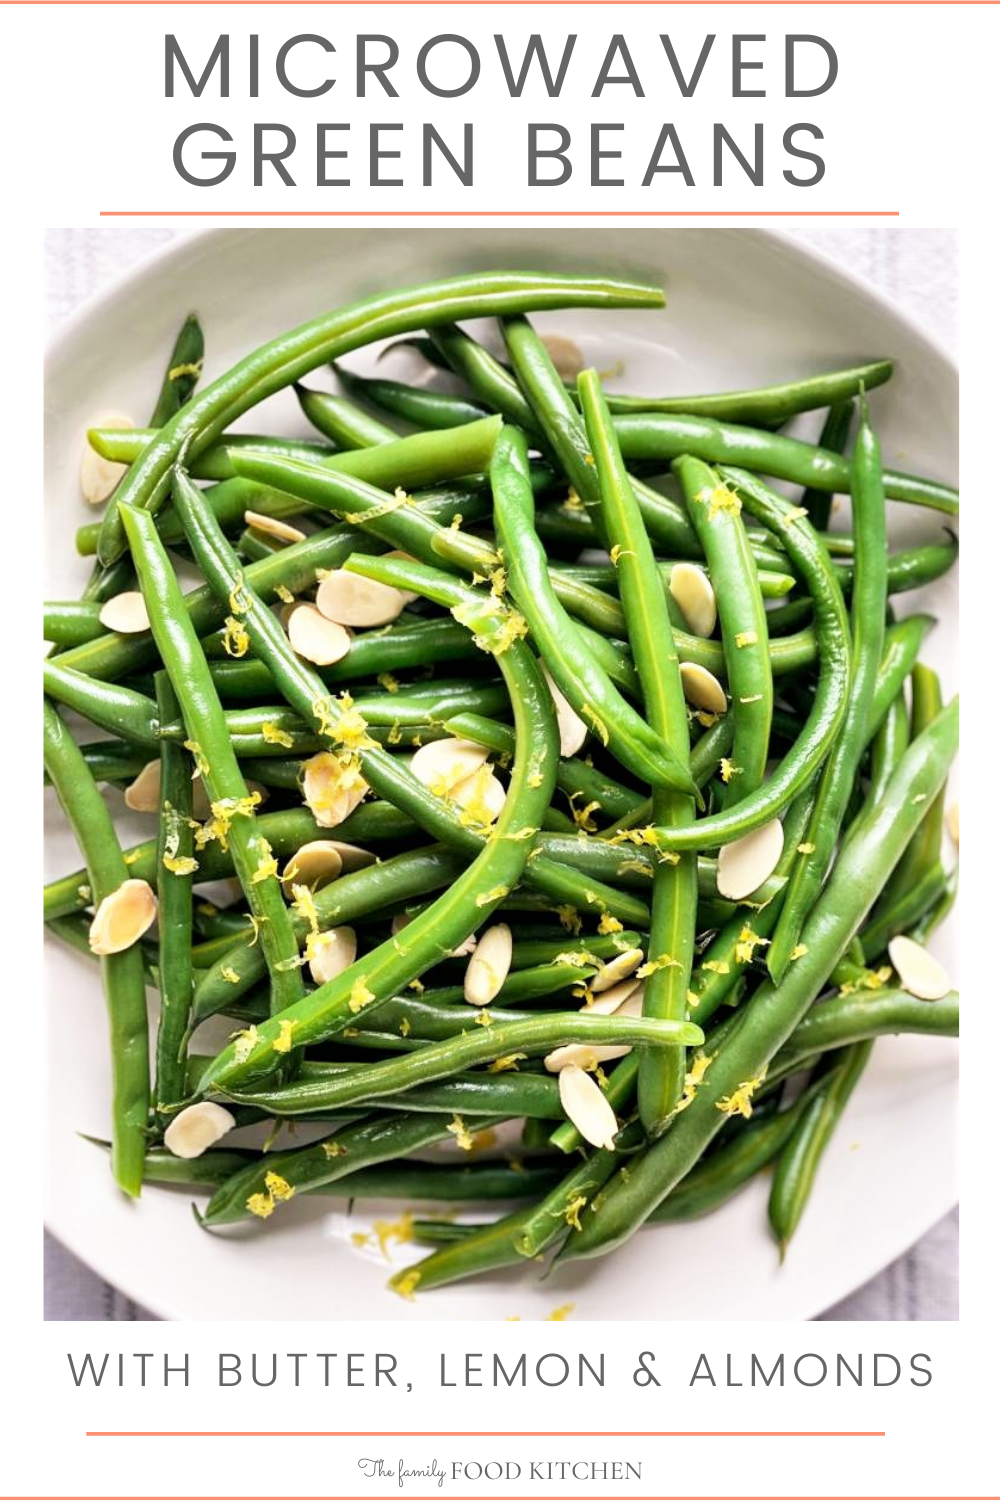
[9,1,996,1496]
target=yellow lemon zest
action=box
[734,630,758,649]
[220,966,240,985]
[475,883,509,908]
[487,1053,526,1073]
[272,1019,295,1054]
[372,1210,414,1259]
[547,1302,575,1321]
[703,958,731,975]
[228,573,250,615]
[717,1070,767,1119]
[447,1115,475,1151]
[582,704,609,747]
[262,720,295,749]
[399,1017,412,1038]
[790,944,809,961]
[719,757,742,785]
[264,1170,295,1202]
[475,1008,494,1028]
[222,615,250,658]
[251,839,279,884]
[557,906,582,935]
[321,1140,347,1159]
[377,672,400,694]
[734,925,769,965]
[637,953,681,978]
[569,796,601,833]
[232,1026,259,1063]
[699,482,742,519]
[597,913,624,934]
[797,841,817,855]
[163,853,199,876]
[275,584,295,604]
[183,739,210,778]
[563,1195,587,1231]
[246,1192,274,1219]
[392,1269,421,1301]
[348,978,375,1013]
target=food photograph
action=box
[43,228,958,1322]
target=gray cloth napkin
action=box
[44,226,958,1321]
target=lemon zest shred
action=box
[272,1019,295,1054]
[487,1053,526,1073]
[262,720,295,749]
[232,1026,259,1063]
[220,966,240,985]
[222,615,250,658]
[597,913,624,935]
[563,1195,587,1232]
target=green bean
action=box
[295,383,397,447]
[335,363,491,430]
[907,867,957,945]
[389,1207,536,1294]
[848,535,958,599]
[769,401,888,979]
[42,660,159,747]
[44,601,106,649]
[44,802,412,923]
[80,552,140,608]
[43,702,149,1196]
[675,457,773,806]
[580,369,696,1128]
[648,1089,818,1223]
[548,1050,640,1155]
[775,987,958,1073]
[516,1120,647,1259]
[43,739,149,789]
[800,401,854,530]
[153,674,195,1117]
[597,362,889,427]
[509,932,642,969]
[560,697,958,1264]
[96,273,664,564]
[859,859,950,963]
[642,468,851,851]
[120,502,306,1017]
[868,689,909,803]
[878,664,946,908]
[428,323,541,434]
[768,1039,875,1256]
[126,1141,562,1200]
[615,412,959,516]
[492,426,699,797]
[555,559,796,600]
[201,1111,473,1226]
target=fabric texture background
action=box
[43,226,958,1322]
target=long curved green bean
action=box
[42,660,159,747]
[675,456,773,806]
[768,1039,875,1256]
[768,402,888,978]
[335,363,490,430]
[560,696,958,1264]
[596,363,889,426]
[643,467,851,851]
[153,674,195,1117]
[615,411,958,516]
[96,273,664,564]
[580,369,696,1128]
[295,383,398,447]
[120,502,306,1016]
[43,702,149,1196]
[776,986,958,1070]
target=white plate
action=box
[45,228,958,1322]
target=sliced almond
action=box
[163,1102,236,1160]
[123,760,161,814]
[557,1063,619,1150]
[463,923,513,1006]
[590,947,643,993]
[946,801,959,847]
[887,935,952,1002]
[287,604,351,667]
[410,737,490,796]
[301,751,368,829]
[316,570,407,627]
[669,563,717,638]
[583,977,643,1016]
[326,841,378,872]
[80,412,133,505]
[281,840,344,888]
[88,878,157,955]
[716,818,784,901]
[451,766,506,824]
[680,661,728,714]
[308,925,358,986]
[541,662,588,757]
[244,509,307,545]
[546,1042,633,1072]
[99,591,150,635]
[542,333,585,381]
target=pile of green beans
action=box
[44,277,958,1298]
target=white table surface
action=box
[43,225,958,1322]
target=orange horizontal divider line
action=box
[98,210,900,218]
[86,1429,885,1437]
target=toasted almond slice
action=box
[581,978,643,1017]
[410,737,490,796]
[451,767,506,823]
[669,563,717,638]
[590,947,643,994]
[680,661,728,714]
[326,840,378,872]
[308,925,358,985]
[123,760,161,813]
[164,1102,236,1160]
[463,923,513,1006]
[244,509,307,545]
[81,412,133,505]
[540,662,588,757]
[887,935,952,1001]
[287,604,352,667]
[99,591,150,635]
[946,801,959,847]
[316,570,407,627]
[301,751,368,829]
[281,840,344,888]
[542,333,585,381]
[546,1042,633,1072]
[716,818,784,901]
[88,878,157,955]
[557,1063,619,1149]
